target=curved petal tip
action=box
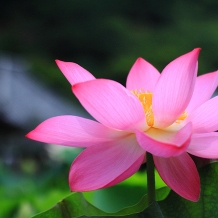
[154,153,200,202]
[55,59,95,86]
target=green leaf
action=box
[31,162,218,217]
[80,170,166,212]
[88,202,164,218]
[32,187,170,218]
[159,162,218,217]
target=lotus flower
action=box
[26,48,218,202]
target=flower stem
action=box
[146,152,156,204]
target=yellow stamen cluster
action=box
[176,111,188,123]
[132,89,188,127]
[132,90,154,126]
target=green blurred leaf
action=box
[159,162,218,217]
[32,187,170,218]
[83,170,166,212]
[32,162,218,217]
[88,202,164,218]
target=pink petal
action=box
[26,116,125,147]
[186,71,218,113]
[154,153,200,201]
[126,57,160,92]
[103,153,145,188]
[153,48,200,128]
[188,132,218,158]
[187,96,218,133]
[69,135,145,191]
[55,60,95,86]
[135,122,192,157]
[73,79,147,132]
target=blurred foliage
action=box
[32,188,170,218]
[1,1,218,217]
[31,162,218,218]
[0,145,166,218]
[0,146,79,218]
[0,159,69,218]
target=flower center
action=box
[176,111,188,123]
[132,90,154,126]
[132,89,188,127]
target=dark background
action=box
[1,0,218,91]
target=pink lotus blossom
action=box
[26,48,218,202]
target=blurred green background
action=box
[0,0,218,217]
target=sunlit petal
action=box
[135,122,192,157]
[188,132,218,158]
[153,48,200,128]
[26,116,126,147]
[73,79,147,131]
[56,60,95,86]
[186,71,218,113]
[187,96,218,133]
[154,153,200,201]
[126,57,160,92]
[69,135,145,191]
